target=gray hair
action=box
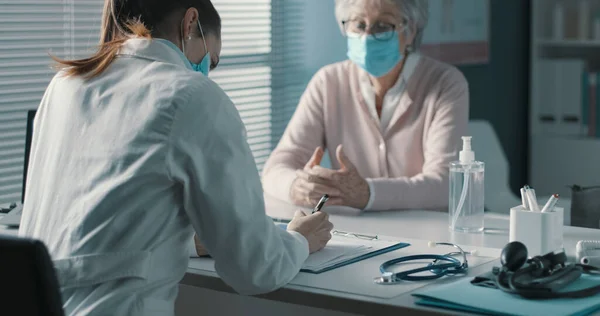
[334,0,429,50]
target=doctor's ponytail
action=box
[51,0,220,79]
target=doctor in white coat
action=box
[18,0,333,315]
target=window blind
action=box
[210,0,305,171]
[210,0,273,171]
[0,0,104,205]
[0,0,306,205]
[72,1,104,60]
[270,0,306,150]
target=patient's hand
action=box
[301,145,370,210]
[194,234,209,256]
[290,147,341,207]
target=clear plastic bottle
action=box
[449,136,485,233]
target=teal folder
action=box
[413,274,600,316]
[300,241,410,274]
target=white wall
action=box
[302,0,347,79]
[300,1,348,168]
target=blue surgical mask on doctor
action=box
[346,30,403,78]
[182,20,211,76]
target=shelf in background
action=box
[536,39,600,60]
[537,39,600,48]
[529,0,600,202]
[531,134,600,143]
[531,135,600,198]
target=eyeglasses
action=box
[332,230,379,240]
[341,19,406,41]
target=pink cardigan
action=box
[262,57,469,211]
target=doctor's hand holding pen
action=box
[291,145,370,210]
[194,198,334,256]
[287,208,334,253]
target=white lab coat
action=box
[18,38,309,316]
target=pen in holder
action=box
[509,205,564,257]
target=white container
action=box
[553,2,564,40]
[579,0,590,40]
[509,205,564,257]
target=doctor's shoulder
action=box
[170,71,242,127]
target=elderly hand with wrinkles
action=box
[290,145,371,209]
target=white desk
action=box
[2,198,599,316]
[176,196,600,316]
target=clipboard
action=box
[271,219,410,274]
[300,230,410,274]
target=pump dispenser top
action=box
[459,136,475,164]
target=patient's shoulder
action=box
[416,55,467,87]
[311,60,357,85]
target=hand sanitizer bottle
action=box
[449,136,485,233]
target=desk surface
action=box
[3,197,599,315]
[266,195,600,258]
[182,195,600,315]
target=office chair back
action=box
[0,235,64,316]
[468,120,521,213]
[468,120,571,222]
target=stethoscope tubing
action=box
[380,254,463,281]
[377,243,469,283]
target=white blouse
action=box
[358,53,421,133]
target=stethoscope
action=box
[374,242,478,284]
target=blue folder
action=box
[300,241,410,274]
[412,274,600,316]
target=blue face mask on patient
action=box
[347,31,402,78]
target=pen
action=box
[312,194,330,214]
[520,187,529,210]
[524,186,540,212]
[541,194,559,213]
[529,188,538,205]
[332,229,378,240]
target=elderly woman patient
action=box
[262,0,469,211]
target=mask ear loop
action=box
[197,20,209,58]
[180,16,209,61]
[180,18,187,54]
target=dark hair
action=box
[52,0,221,78]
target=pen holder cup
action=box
[509,206,564,257]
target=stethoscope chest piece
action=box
[373,272,395,285]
